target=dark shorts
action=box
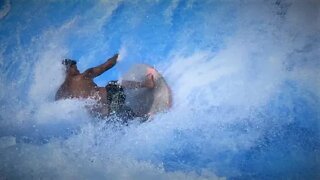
[105,81,135,120]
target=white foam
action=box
[0,0,10,20]
[0,0,318,179]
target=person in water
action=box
[55,53,155,119]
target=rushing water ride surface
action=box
[0,0,319,179]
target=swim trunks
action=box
[105,81,135,120]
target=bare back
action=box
[56,74,107,103]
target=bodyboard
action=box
[120,64,172,117]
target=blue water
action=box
[0,0,319,179]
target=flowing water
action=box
[0,0,319,179]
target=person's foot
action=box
[144,73,155,88]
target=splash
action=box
[0,0,319,179]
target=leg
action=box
[120,74,155,89]
[120,81,144,89]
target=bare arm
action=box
[55,89,62,100]
[55,83,67,100]
[83,54,118,78]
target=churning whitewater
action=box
[0,0,319,179]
